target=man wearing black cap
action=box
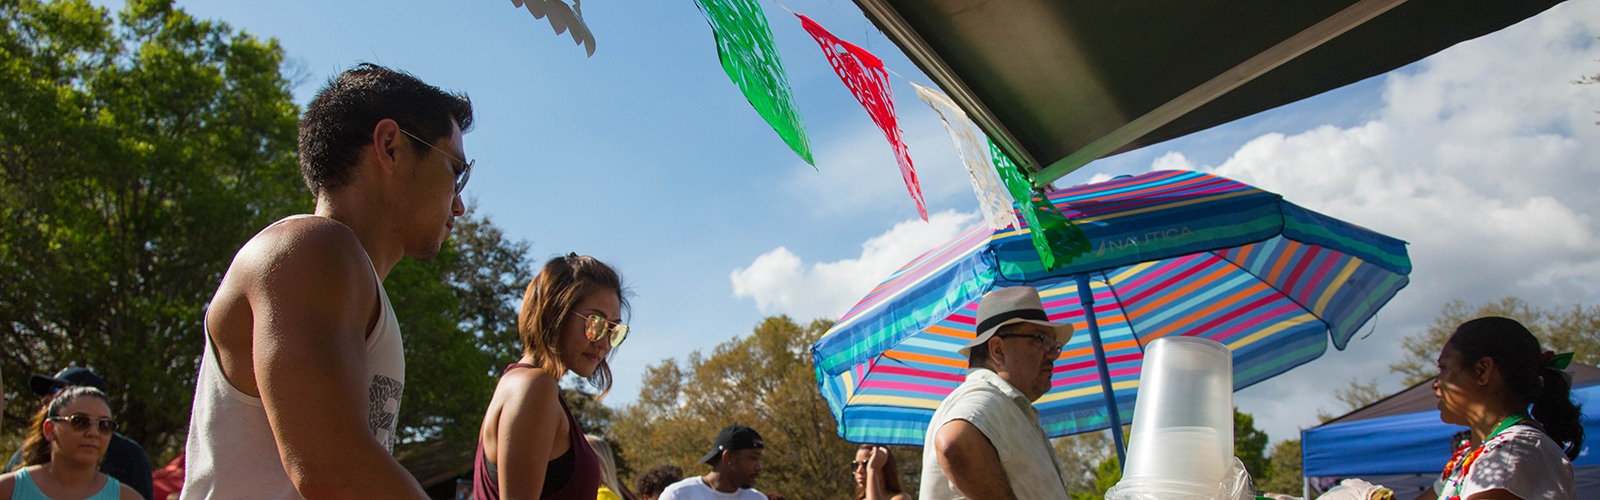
[658,425,767,500]
[920,286,1074,500]
[7,367,155,500]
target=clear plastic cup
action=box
[1108,336,1236,499]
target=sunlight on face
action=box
[560,289,622,378]
[47,395,114,466]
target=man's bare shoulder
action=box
[210,216,376,340]
[237,216,363,268]
[227,217,373,292]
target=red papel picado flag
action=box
[796,13,927,221]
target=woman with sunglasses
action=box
[474,254,630,500]
[1418,317,1581,500]
[852,445,911,500]
[1,387,140,500]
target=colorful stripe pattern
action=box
[811,170,1411,445]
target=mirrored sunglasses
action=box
[49,413,118,434]
[572,312,629,347]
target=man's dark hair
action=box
[635,464,684,498]
[298,63,473,194]
[968,323,1028,369]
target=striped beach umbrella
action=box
[810,170,1411,455]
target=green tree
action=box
[1390,297,1600,386]
[1070,455,1122,500]
[386,208,531,447]
[0,0,537,463]
[612,316,871,499]
[1256,439,1303,496]
[0,0,306,454]
[1056,427,1116,494]
[1234,409,1272,481]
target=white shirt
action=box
[658,476,767,500]
[180,215,407,500]
[1434,426,1575,500]
[920,368,1070,500]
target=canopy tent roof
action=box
[853,0,1568,186]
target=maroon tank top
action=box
[474,363,601,500]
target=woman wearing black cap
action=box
[1421,317,1581,500]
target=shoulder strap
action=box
[503,363,538,374]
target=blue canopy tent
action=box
[1302,363,1600,499]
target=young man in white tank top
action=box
[181,63,474,500]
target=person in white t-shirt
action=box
[659,425,767,500]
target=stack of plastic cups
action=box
[1106,337,1242,500]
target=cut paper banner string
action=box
[694,0,814,166]
[988,138,1091,269]
[913,82,1020,231]
[798,13,927,221]
[511,0,595,57]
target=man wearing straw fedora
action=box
[921,286,1074,500]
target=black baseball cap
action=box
[700,425,764,464]
[29,367,107,396]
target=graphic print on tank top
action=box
[369,374,404,451]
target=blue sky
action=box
[128,0,1600,444]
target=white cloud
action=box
[731,209,980,321]
[1169,4,1600,442]
[784,110,984,218]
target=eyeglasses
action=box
[398,128,473,195]
[850,460,869,471]
[48,413,118,434]
[571,312,629,347]
[997,333,1063,354]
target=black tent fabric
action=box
[853,0,1569,185]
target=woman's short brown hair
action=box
[518,253,627,396]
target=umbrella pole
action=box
[1075,273,1127,467]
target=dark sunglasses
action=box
[571,312,629,347]
[997,332,1064,353]
[398,128,473,195]
[48,413,118,434]
[850,460,869,471]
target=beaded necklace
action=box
[1438,414,1528,500]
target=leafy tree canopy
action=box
[611,316,877,500]
[1234,408,1271,481]
[1391,297,1600,386]
[1256,438,1303,496]
[0,0,534,464]
[1,0,306,455]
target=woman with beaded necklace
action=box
[1421,316,1582,500]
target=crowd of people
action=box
[1,63,1585,500]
